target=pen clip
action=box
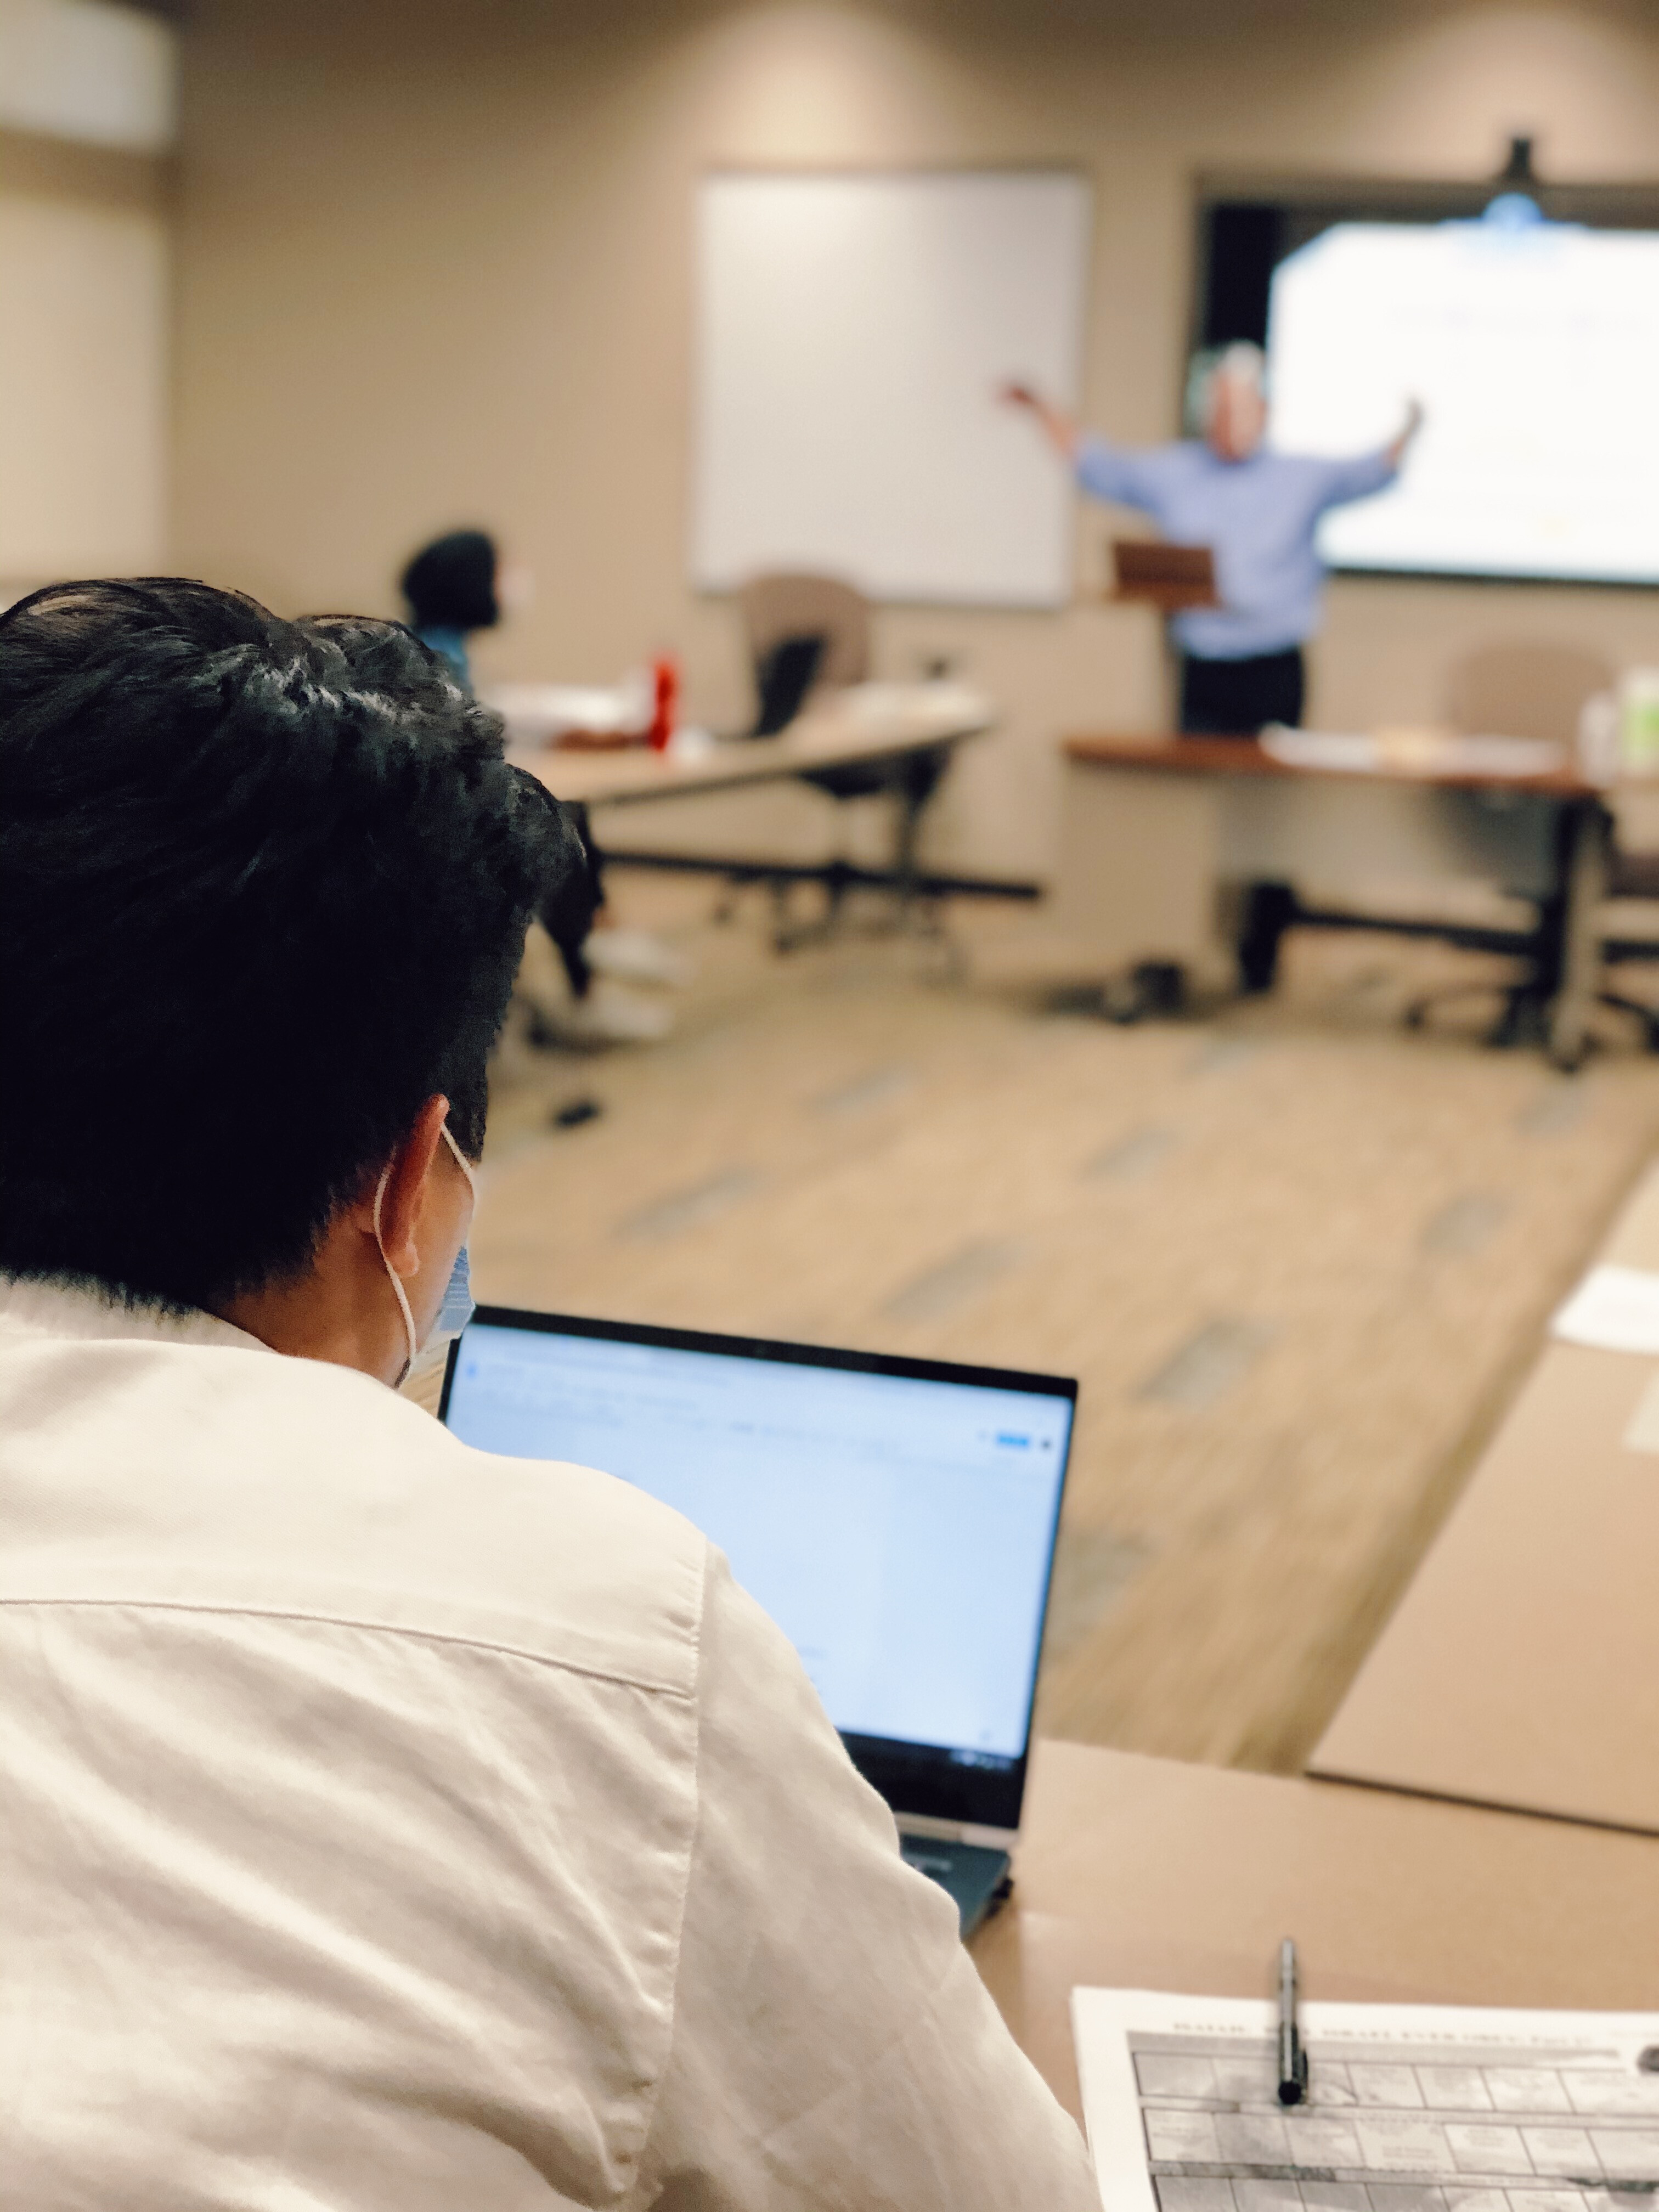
[1277,1937,1309,2108]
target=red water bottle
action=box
[647,655,679,752]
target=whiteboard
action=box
[691,171,1090,608]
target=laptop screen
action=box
[441,1309,1075,1832]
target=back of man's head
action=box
[1186,342,1268,441]
[0,578,572,1313]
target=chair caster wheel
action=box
[1101,962,1184,1026]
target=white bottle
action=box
[1619,669,1659,776]
[1578,691,1620,786]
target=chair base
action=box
[1404,977,1554,1051]
[1100,961,1188,1025]
[1598,990,1659,1053]
[1406,980,1659,1062]
[765,866,949,954]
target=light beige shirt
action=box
[0,1279,1098,2209]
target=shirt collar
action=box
[0,1274,272,1356]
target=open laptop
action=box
[440,1308,1077,1936]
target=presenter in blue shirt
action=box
[1005,346,1422,736]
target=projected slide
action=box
[1266,216,1659,584]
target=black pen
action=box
[1277,1938,1309,2107]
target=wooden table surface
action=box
[970,1742,1659,2122]
[1057,732,1609,1068]
[1063,732,1598,798]
[1310,1161,1659,1836]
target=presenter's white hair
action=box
[1185,342,1267,435]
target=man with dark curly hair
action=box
[0,580,1096,2209]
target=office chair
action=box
[749,633,827,738]
[740,571,871,695]
[735,572,952,945]
[1404,642,1616,1047]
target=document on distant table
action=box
[1259,728,1564,779]
[1072,1987,1659,2212]
[1551,1266,1659,1356]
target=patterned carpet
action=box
[464,873,1659,1773]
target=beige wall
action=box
[0,127,170,590]
[174,0,1659,878]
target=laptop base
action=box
[899,1836,1012,1939]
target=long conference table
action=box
[1310,1158,1659,1837]
[1055,732,1609,1065]
[971,1741,1659,2125]
[493,680,1012,914]
[493,679,996,811]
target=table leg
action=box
[1546,797,1610,1072]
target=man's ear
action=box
[348,1094,450,1277]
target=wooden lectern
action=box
[1109,539,1220,612]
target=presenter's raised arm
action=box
[1318,400,1427,512]
[999,380,1080,461]
[1386,397,1425,470]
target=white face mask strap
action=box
[439,1120,478,1198]
[373,1124,476,1387]
[373,1162,419,1386]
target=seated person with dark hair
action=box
[400,526,503,688]
[400,526,674,1046]
[0,580,1095,2210]
[401,524,602,985]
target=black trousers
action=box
[1177,649,1305,990]
[536,798,606,1000]
[1178,647,1305,737]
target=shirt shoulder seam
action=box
[633,1548,715,2169]
[0,1591,699,1700]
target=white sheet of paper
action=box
[1260,728,1380,773]
[1073,1988,1659,2212]
[1551,1265,1659,1355]
[1622,1370,1659,1455]
[1261,727,1564,778]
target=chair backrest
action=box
[751,633,827,738]
[1443,642,1615,746]
[738,572,871,694]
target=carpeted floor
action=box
[465,873,1659,1774]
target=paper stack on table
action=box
[1549,1264,1659,1452]
[1073,1986,1659,2212]
[1260,727,1565,780]
[1551,1266,1659,1356]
